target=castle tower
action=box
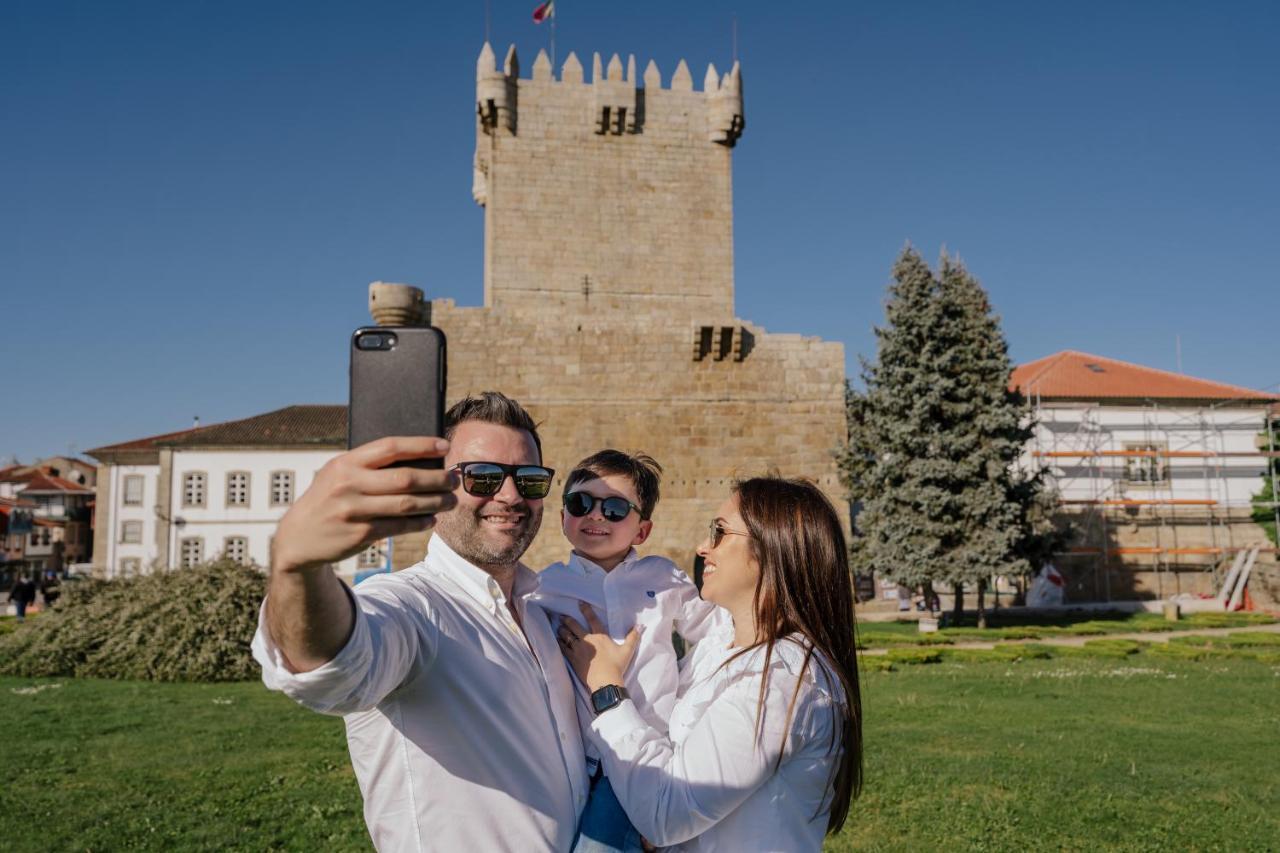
[472,44,744,317]
[394,44,844,570]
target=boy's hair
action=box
[563,450,663,520]
[444,391,542,459]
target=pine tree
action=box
[843,247,1061,626]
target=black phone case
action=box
[348,326,447,469]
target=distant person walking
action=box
[9,575,37,621]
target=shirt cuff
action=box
[588,698,649,751]
[251,585,371,713]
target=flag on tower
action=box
[532,1,554,23]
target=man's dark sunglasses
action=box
[563,491,641,523]
[451,462,555,499]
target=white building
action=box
[87,406,383,583]
[1012,351,1278,600]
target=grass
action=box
[3,646,1278,851]
[857,610,1277,648]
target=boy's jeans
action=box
[573,764,645,853]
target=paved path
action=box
[859,621,1280,656]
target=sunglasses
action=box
[563,491,641,522]
[708,521,750,549]
[451,462,555,499]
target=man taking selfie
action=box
[253,391,587,850]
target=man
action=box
[9,573,37,621]
[254,392,587,851]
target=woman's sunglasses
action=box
[563,491,641,523]
[451,462,555,499]
[708,521,750,549]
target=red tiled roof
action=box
[157,405,347,448]
[1011,351,1278,402]
[87,425,209,457]
[0,467,44,485]
[89,405,347,459]
[18,474,94,495]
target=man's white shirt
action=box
[532,549,726,754]
[252,534,587,852]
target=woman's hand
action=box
[556,602,640,693]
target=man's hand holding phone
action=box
[272,436,457,575]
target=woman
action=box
[557,477,863,851]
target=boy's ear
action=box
[632,519,653,546]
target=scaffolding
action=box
[1028,396,1280,602]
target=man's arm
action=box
[264,436,456,672]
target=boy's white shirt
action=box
[533,548,728,757]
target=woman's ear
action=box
[632,519,653,546]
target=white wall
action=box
[106,463,161,578]
[1026,404,1272,506]
[167,449,359,579]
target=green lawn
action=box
[3,655,1278,852]
[857,610,1276,648]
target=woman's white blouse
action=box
[590,628,846,852]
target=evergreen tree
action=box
[842,247,1061,626]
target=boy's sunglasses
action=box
[563,491,641,523]
[451,462,555,499]
[708,521,750,549]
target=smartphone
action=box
[348,326,448,469]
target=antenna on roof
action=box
[193,415,200,429]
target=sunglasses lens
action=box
[564,491,593,516]
[514,467,553,499]
[601,497,633,522]
[710,523,724,548]
[462,464,505,496]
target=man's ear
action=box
[632,519,653,546]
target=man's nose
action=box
[492,472,523,503]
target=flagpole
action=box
[551,1,557,70]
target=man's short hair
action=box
[563,450,663,520]
[444,391,542,459]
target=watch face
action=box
[591,685,624,715]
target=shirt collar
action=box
[427,532,536,611]
[567,547,638,577]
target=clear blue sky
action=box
[4,0,1277,463]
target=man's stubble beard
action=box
[433,502,543,573]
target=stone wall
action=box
[1055,506,1274,601]
[390,45,846,571]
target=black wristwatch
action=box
[590,684,629,716]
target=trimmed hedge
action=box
[0,561,265,682]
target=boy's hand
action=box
[272,437,458,574]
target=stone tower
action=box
[392,43,846,570]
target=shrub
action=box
[0,560,265,682]
[1080,638,1144,658]
[886,647,945,666]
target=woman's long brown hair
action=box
[731,476,863,834]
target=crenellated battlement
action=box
[472,41,745,317]
[474,42,743,145]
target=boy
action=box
[534,450,726,853]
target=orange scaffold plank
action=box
[1035,450,1280,458]
[1059,499,1218,506]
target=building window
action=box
[223,536,248,565]
[180,537,203,569]
[271,471,294,506]
[1123,444,1168,484]
[121,521,143,544]
[226,471,250,507]
[123,475,144,506]
[358,540,386,569]
[119,557,141,578]
[182,472,207,507]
